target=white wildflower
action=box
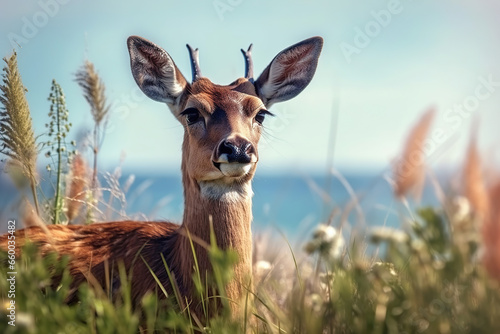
[314,224,337,242]
[411,239,426,252]
[319,271,335,291]
[372,262,398,277]
[451,196,471,222]
[370,227,409,244]
[308,293,323,313]
[304,224,345,260]
[254,260,272,278]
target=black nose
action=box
[216,137,255,164]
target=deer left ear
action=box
[127,36,189,107]
[255,37,323,107]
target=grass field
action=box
[1,48,500,333]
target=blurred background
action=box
[0,0,499,240]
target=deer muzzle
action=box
[213,135,257,177]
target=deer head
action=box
[127,36,323,201]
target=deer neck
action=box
[173,158,253,304]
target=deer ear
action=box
[255,37,323,107]
[127,36,189,106]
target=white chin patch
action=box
[198,163,255,201]
[219,163,252,178]
[199,180,253,202]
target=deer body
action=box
[1,35,323,316]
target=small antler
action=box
[241,44,253,82]
[186,44,202,82]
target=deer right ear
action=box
[127,36,189,107]
[255,37,323,108]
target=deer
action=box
[1,35,323,319]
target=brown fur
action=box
[1,190,252,318]
[1,222,177,304]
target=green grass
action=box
[2,205,500,333]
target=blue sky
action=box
[1,0,499,176]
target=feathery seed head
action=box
[75,60,110,126]
[0,52,38,183]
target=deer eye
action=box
[181,108,202,125]
[254,110,274,125]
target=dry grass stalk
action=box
[65,154,88,223]
[393,108,435,199]
[75,60,110,126]
[463,136,489,220]
[482,180,500,281]
[23,199,45,228]
[0,52,39,213]
[75,60,109,193]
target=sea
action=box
[0,170,442,243]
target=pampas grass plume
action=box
[75,60,109,126]
[483,180,500,280]
[65,154,88,222]
[75,60,109,192]
[393,108,435,199]
[463,135,489,220]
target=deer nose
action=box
[214,136,256,164]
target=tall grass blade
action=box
[185,227,208,318]
[141,255,169,299]
[278,230,302,290]
[160,252,185,310]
